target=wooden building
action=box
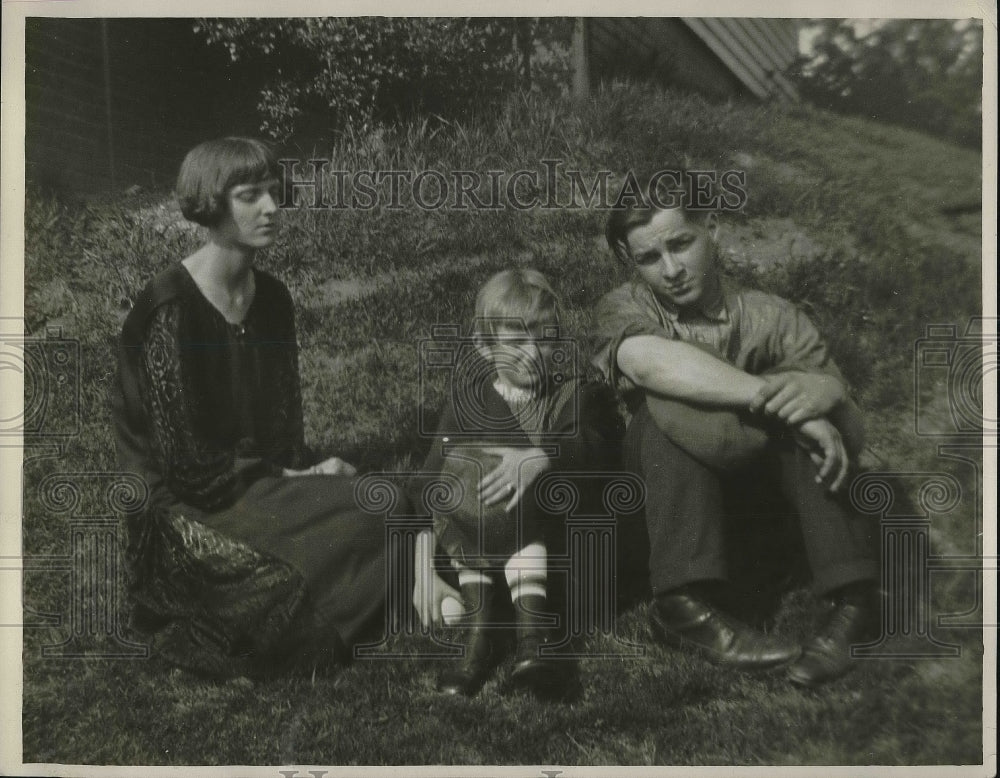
[573,18,800,101]
[25,18,261,193]
[24,17,800,193]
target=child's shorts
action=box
[431,444,544,570]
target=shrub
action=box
[194,18,574,141]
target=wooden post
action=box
[572,17,590,99]
[100,20,116,192]
[517,18,533,91]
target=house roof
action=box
[681,18,799,100]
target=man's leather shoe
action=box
[787,600,875,687]
[650,592,800,670]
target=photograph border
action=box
[2,1,996,776]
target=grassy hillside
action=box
[20,84,985,766]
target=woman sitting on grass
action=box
[112,137,413,679]
[412,269,620,699]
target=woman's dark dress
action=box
[112,263,389,678]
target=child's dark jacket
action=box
[415,355,621,569]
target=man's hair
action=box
[176,137,279,227]
[473,269,560,338]
[605,169,714,264]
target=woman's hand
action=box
[312,456,357,476]
[750,371,846,425]
[794,417,850,493]
[478,446,551,512]
[412,530,463,628]
[283,456,357,478]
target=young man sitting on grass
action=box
[590,178,880,687]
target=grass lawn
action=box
[18,85,987,767]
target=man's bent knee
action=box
[643,393,770,470]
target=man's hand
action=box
[412,530,463,628]
[750,371,846,425]
[479,447,551,512]
[795,417,850,493]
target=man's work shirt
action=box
[590,278,848,411]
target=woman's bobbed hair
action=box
[176,137,279,227]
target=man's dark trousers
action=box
[623,402,878,598]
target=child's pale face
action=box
[489,321,559,392]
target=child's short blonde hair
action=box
[473,269,560,338]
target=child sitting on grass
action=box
[413,269,619,699]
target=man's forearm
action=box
[618,335,766,408]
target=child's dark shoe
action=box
[509,593,576,700]
[511,629,549,687]
[510,630,578,701]
[438,623,496,696]
[438,578,497,696]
